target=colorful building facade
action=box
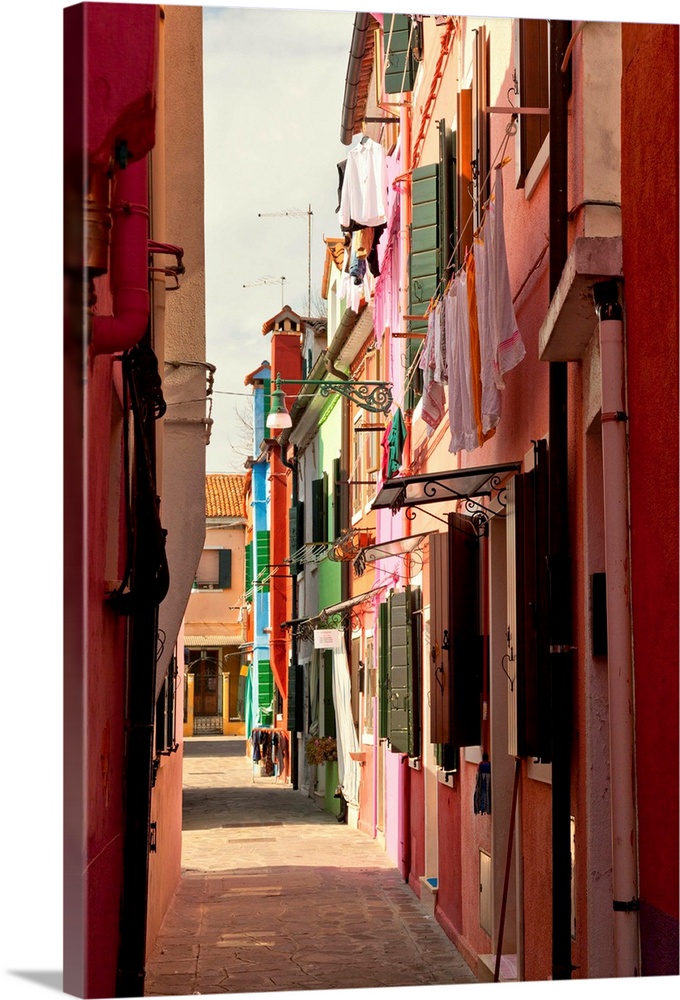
[64,4,209,996]
[260,12,678,985]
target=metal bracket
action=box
[613,897,640,912]
[149,822,157,853]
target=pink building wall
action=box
[621,21,679,975]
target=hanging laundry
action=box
[446,272,479,454]
[338,135,388,230]
[474,167,525,397]
[419,309,445,433]
[434,296,448,384]
[381,406,407,478]
[474,754,492,815]
[466,250,497,448]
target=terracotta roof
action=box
[205,474,246,518]
[244,361,270,386]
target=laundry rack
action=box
[250,726,286,782]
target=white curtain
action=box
[331,640,362,807]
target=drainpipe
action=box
[92,155,150,355]
[593,280,640,977]
[340,12,373,145]
[277,435,301,788]
[548,20,573,982]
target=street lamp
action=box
[266,373,393,430]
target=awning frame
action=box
[371,461,522,537]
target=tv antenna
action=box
[242,275,286,309]
[257,205,313,316]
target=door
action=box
[191,652,220,716]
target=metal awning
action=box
[371,462,521,513]
[320,585,386,618]
[357,531,430,563]
[282,585,386,640]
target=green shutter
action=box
[258,660,274,716]
[256,529,270,592]
[311,474,328,545]
[409,162,440,331]
[287,661,300,733]
[245,541,253,594]
[289,500,303,574]
[323,650,336,738]
[218,549,232,589]
[378,601,389,739]
[384,13,415,94]
[388,588,413,754]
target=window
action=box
[289,499,304,573]
[363,633,375,734]
[514,19,549,189]
[154,653,179,767]
[194,548,231,590]
[448,512,484,749]
[506,439,551,760]
[311,474,328,549]
[379,586,422,756]
[383,13,419,94]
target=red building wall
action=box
[621,22,679,976]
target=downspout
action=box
[547,20,573,982]
[274,436,301,789]
[92,155,150,355]
[593,280,640,976]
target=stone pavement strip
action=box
[145,736,479,997]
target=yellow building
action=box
[183,474,248,736]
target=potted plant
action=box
[305,735,338,766]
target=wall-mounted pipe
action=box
[593,279,640,977]
[548,20,573,983]
[92,156,150,355]
[340,12,373,145]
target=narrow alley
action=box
[144,737,478,996]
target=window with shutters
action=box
[386,586,422,757]
[255,530,270,593]
[363,632,375,734]
[193,548,232,590]
[407,120,457,411]
[154,654,179,767]
[448,512,484,748]
[506,440,551,760]
[258,659,274,718]
[289,499,304,574]
[322,650,336,738]
[378,600,389,740]
[311,474,329,551]
[383,13,420,94]
[514,19,549,190]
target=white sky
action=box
[1,2,677,999]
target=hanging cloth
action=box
[474,755,492,815]
[475,168,525,394]
[338,136,388,230]
[446,272,479,454]
[384,406,407,477]
[419,309,445,432]
[466,250,496,449]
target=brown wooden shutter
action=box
[456,88,474,261]
[448,512,483,747]
[515,19,549,187]
[429,531,451,744]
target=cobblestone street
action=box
[144,737,478,996]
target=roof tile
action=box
[205,474,247,518]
